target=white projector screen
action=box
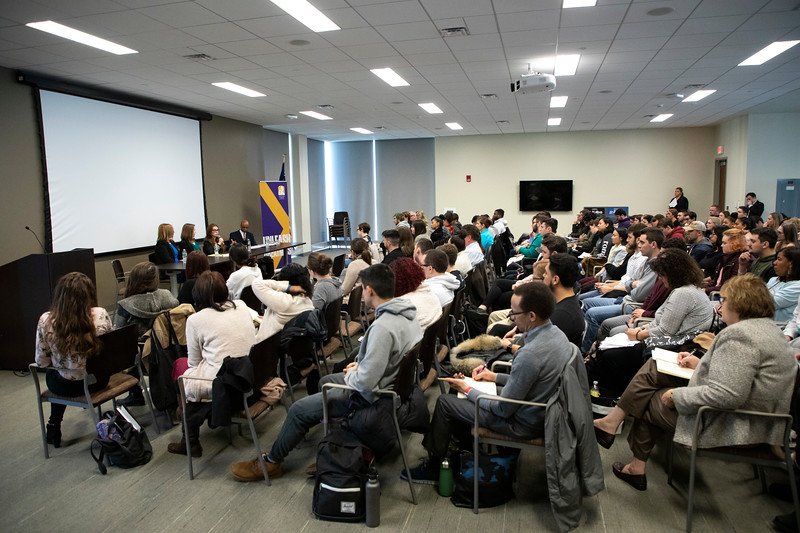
[39,90,206,254]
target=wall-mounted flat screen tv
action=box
[519,180,573,212]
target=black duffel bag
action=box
[90,407,152,474]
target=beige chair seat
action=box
[473,427,544,447]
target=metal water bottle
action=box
[181,249,187,263]
[438,458,454,497]
[365,467,380,527]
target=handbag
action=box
[90,407,152,474]
[450,450,517,508]
[148,311,184,411]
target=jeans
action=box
[579,289,600,301]
[268,373,351,462]
[582,302,624,353]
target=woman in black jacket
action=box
[154,223,179,265]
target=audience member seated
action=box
[154,223,180,265]
[381,229,404,265]
[230,263,422,481]
[570,209,595,240]
[766,247,800,322]
[34,272,112,448]
[580,227,637,291]
[766,212,784,231]
[202,222,227,255]
[413,238,434,266]
[705,228,746,294]
[394,211,411,229]
[178,251,210,305]
[593,274,795,491]
[421,249,461,307]
[587,249,715,396]
[226,244,263,300]
[581,218,615,273]
[738,227,777,282]
[251,263,315,343]
[572,218,602,255]
[430,216,447,246]
[412,220,428,243]
[476,215,494,251]
[777,220,800,252]
[307,252,343,311]
[437,243,465,288]
[341,238,372,300]
[514,215,546,259]
[461,224,484,267]
[487,262,548,338]
[543,253,585,346]
[229,219,256,247]
[684,221,712,265]
[389,257,442,330]
[699,225,726,276]
[490,208,508,237]
[167,271,255,457]
[404,282,574,484]
[398,226,415,257]
[177,223,201,257]
[114,262,179,337]
[450,235,471,275]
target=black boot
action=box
[46,422,62,448]
[118,385,146,407]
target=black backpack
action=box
[280,310,327,354]
[312,429,374,522]
[90,407,153,474]
[148,311,184,411]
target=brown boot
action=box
[167,438,202,457]
[231,456,283,482]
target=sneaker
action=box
[400,459,438,485]
[231,456,283,482]
[167,439,202,457]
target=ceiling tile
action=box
[375,20,440,41]
[353,1,429,26]
[136,2,227,27]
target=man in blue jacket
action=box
[404,282,573,484]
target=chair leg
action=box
[36,399,49,459]
[757,465,767,493]
[786,450,800,533]
[391,409,417,504]
[139,376,162,435]
[178,381,194,480]
[666,439,674,486]
[686,448,698,533]
[473,433,480,514]
[242,396,270,485]
[432,349,446,394]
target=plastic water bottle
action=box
[438,458,454,497]
[213,243,219,255]
[246,239,251,253]
[181,249,187,263]
[590,381,601,398]
[365,467,380,527]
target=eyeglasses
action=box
[508,310,526,318]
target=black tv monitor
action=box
[519,180,573,212]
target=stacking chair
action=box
[419,303,451,393]
[318,297,345,367]
[321,342,422,504]
[112,259,127,303]
[468,261,489,305]
[281,335,317,404]
[239,284,263,313]
[339,285,365,352]
[448,286,468,347]
[332,253,346,277]
[666,405,800,533]
[177,333,282,483]
[30,325,159,458]
[328,211,350,248]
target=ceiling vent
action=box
[440,26,469,37]
[183,53,214,61]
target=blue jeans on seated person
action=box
[579,289,600,302]
[582,302,625,353]
[268,373,351,463]
[582,295,622,310]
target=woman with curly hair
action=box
[35,272,112,447]
[766,212,784,231]
[389,257,442,329]
[705,228,747,294]
[777,219,800,252]
[251,262,314,343]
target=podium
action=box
[0,249,95,370]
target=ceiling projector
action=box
[510,72,556,94]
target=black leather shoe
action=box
[594,426,615,449]
[46,423,62,448]
[117,387,146,407]
[612,462,647,491]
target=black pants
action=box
[587,343,647,398]
[483,279,514,311]
[183,402,213,442]
[46,370,108,424]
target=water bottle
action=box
[365,467,380,527]
[590,381,601,398]
[213,243,219,255]
[438,458,454,497]
[246,239,251,253]
[181,249,187,263]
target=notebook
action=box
[652,348,694,380]
[457,377,498,399]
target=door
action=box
[714,159,727,210]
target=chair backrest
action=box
[240,284,262,313]
[450,286,465,320]
[347,285,364,322]
[468,262,488,304]
[332,254,346,277]
[333,211,348,225]
[148,252,157,264]
[418,320,439,372]
[112,259,125,281]
[394,342,421,402]
[322,297,343,342]
[86,325,140,383]
[249,333,281,390]
[436,302,452,345]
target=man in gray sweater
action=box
[231,263,422,481]
[404,282,573,484]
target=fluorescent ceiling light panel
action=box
[26,20,137,55]
[548,118,562,126]
[554,54,580,76]
[300,110,333,120]
[445,122,463,130]
[350,127,373,134]
[682,89,716,102]
[550,96,568,108]
[563,0,597,7]
[212,82,266,97]
[269,0,340,32]
[738,40,800,66]
[370,68,410,87]
[650,114,673,123]
[418,102,443,114]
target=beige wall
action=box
[717,115,748,212]
[435,127,718,234]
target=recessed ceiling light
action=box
[350,127,373,134]
[300,110,332,120]
[286,114,298,119]
[646,7,674,16]
[418,102,443,114]
[289,39,311,46]
[269,0,340,32]
[374,126,386,131]
[682,89,716,102]
[445,122,463,130]
[317,104,334,109]
[597,89,613,94]
[26,21,137,55]
[480,93,498,99]
[212,82,266,97]
[563,0,596,7]
[650,114,673,123]
[370,68,409,87]
[548,118,562,126]
[550,96,568,108]
[738,40,800,66]
[555,54,580,75]
[496,120,510,125]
